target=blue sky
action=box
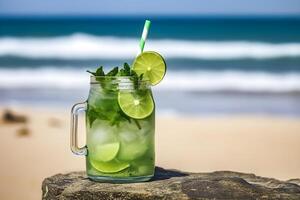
[0,0,300,16]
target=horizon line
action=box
[0,13,300,19]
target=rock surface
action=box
[42,167,300,200]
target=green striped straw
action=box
[139,20,151,53]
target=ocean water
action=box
[0,17,300,116]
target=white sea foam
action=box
[0,33,300,59]
[158,71,300,92]
[0,68,89,89]
[0,67,300,93]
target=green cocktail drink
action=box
[86,76,155,182]
[70,20,166,183]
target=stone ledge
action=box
[42,167,300,200]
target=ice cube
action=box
[117,122,150,161]
[118,122,139,142]
[119,130,138,143]
[87,119,117,147]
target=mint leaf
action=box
[106,67,119,76]
[87,66,105,77]
[130,70,139,89]
[87,107,97,127]
[133,119,141,130]
[139,73,144,81]
[105,109,132,126]
[119,63,131,76]
[119,69,125,76]
[96,66,105,83]
[86,70,96,76]
[87,105,110,127]
[124,63,131,75]
[108,112,120,126]
[131,70,138,79]
[119,110,131,123]
[96,66,105,76]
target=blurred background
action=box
[0,0,300,199]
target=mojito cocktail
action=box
[70,20,166,183]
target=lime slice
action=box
[118,90,154,119]
[90,159,130,173]
[91,143,120,162]
[132,51,166,85]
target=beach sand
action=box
[0,107,300,200]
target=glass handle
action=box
[70,102,87,156]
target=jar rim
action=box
[89,76,151,89]
[90,75,150,83]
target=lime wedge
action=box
[90,159,130,173]
[118,90,154,119]
[91,143,120,162]
[132,51,166,85]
